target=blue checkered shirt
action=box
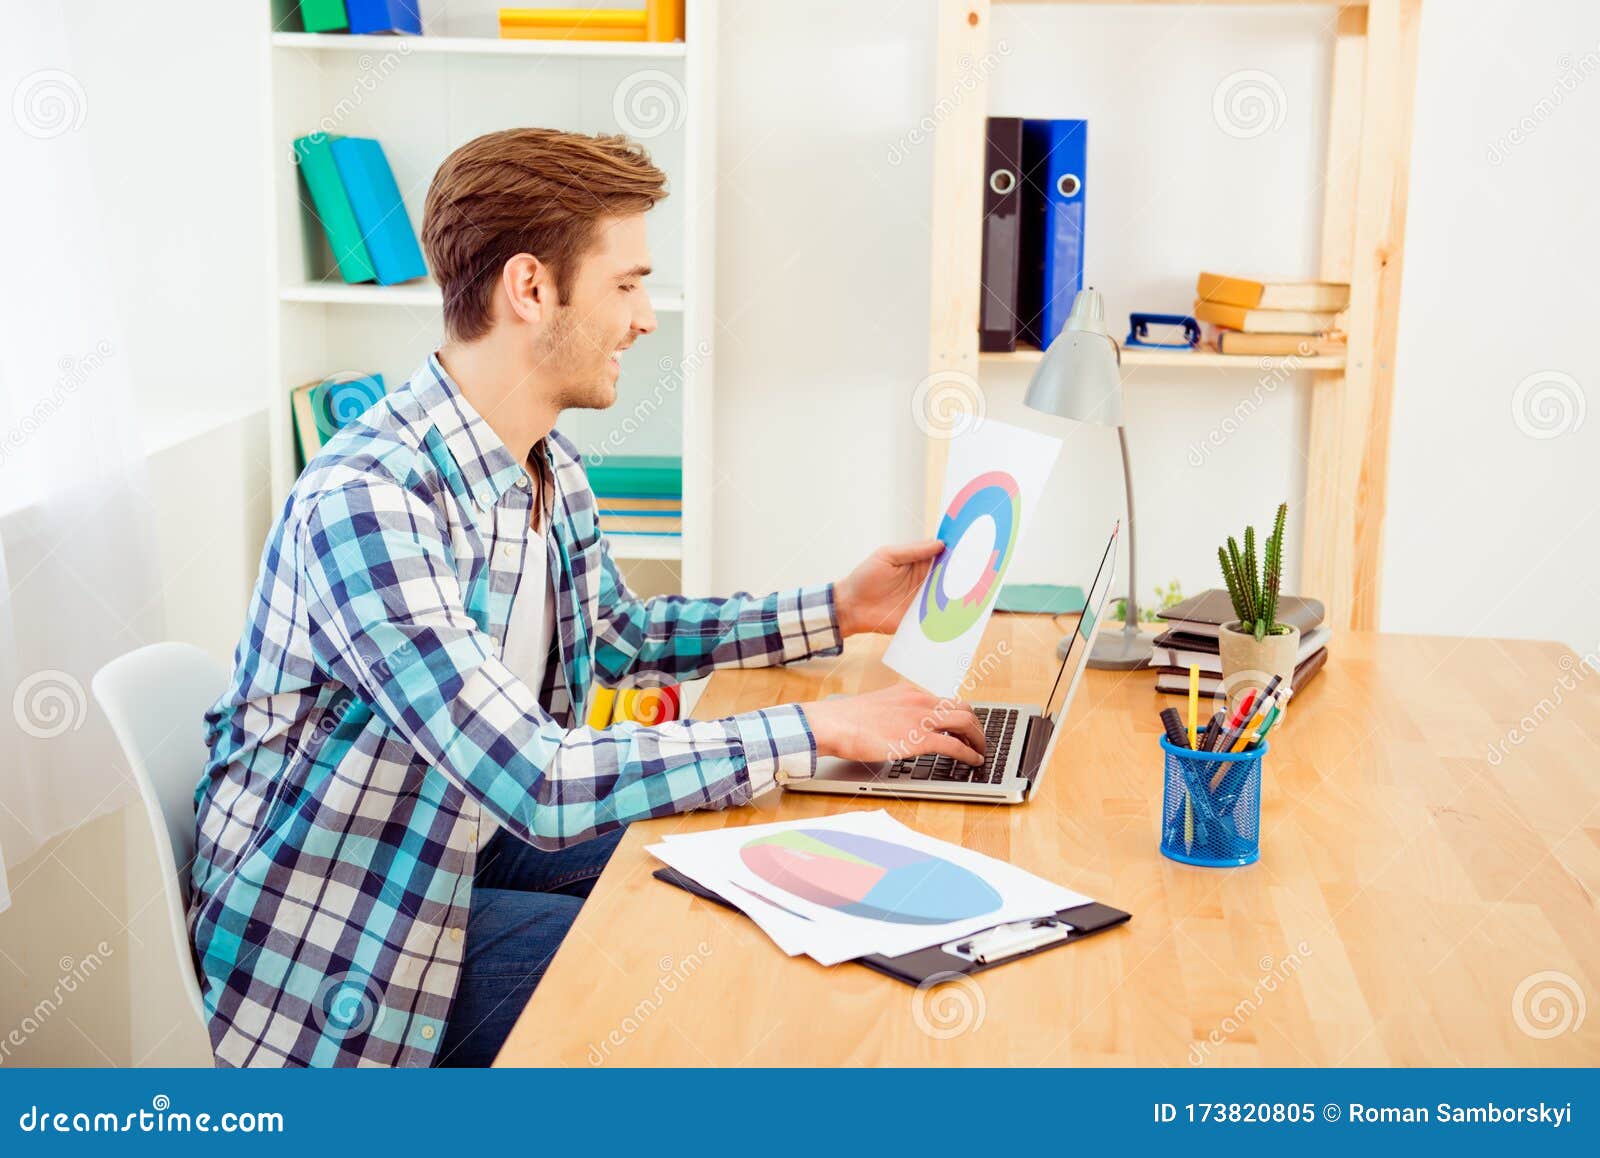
[189,355,841,1067]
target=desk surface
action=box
[497,618,1600,1066]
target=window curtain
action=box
[0,3,164,912]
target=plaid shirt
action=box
[190,355,841,1067]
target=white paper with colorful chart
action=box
[884,419,1063,698]
[648,811,1086,966]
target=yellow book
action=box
[645,0,684,41]
[500,24,648,41]
[290,380,324,469]
[1192,299,1342,335]
[598,515,683,534]
[498,3,681,42]
[586,686,618,729]
[596,496,682,513]
[1214,331,1346,357]
[499,8,647,28]
[1196,272,1350,313]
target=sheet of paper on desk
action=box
[647,811,1087,966]
[883,419,1062,698]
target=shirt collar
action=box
[413,353,528,511]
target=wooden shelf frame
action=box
[923,0,1420,632]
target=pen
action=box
[1187,665,1200,747]
[1214,686,1260,754]
[1245,687,1293,751]
[1198,710,1224,752]
[1160,707,1192,750]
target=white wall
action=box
[1382,3,1600,654]
[715,2,1333,601]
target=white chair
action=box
[92,641,226,1058]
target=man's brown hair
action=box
[421,128,667,343]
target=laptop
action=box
[788,524,1118,805]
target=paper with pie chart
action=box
[885,419,1063,697]
[647,811,1087,965]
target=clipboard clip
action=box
[945,917,1075,964]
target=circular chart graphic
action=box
[739,829,1002,926]
[919,470,1021,642]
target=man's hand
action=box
[800,683,985,766]
[834,539,944,637]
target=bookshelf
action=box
[924,0,1419,632]
[264,0,717,588]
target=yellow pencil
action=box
[1187,665,1199,747]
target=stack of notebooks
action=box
[1150,589,1330,697]
[587,454,682,540]
[499,2,684,42]
[294,134,427,286]
[1191,272,1349,357]
[298,1,421,35]
[291,372,387,470]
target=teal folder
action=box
[293,134,376,284]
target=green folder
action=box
[299,0,349,33]
[293,133,376,285]
[994,583,1085,615]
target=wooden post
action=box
[1302,0,1422,630]
[922,0,991,532]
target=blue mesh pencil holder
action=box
[1159,735,1266,867]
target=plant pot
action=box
[1217,622,1300,707]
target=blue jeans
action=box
[434,825,626,1067]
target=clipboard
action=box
[653,866,1131,987]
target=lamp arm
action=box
[1117,425,1139,634]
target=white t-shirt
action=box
[479,461,555,848]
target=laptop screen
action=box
[1039,525,1119,725]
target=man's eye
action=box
[620,284,637,293]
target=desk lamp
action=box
[1022,287,1153,670]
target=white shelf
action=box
[271,31,687,60]
[279,281,686,312]
[982,343,1347,373]
[607,535,684,562]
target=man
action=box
[189,128,985,1068]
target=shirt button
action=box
[516,475,529,489]
[450,927,464,943]
[467,829,477,846]
[421,1025,436,1040]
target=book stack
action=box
[1150,589,1330,697]
[299,1,422,35]
[293,134,428,286]
[498,2,685,42]
[587,454,682,540]
[291,372,387,470]
[1192,272,1349,358]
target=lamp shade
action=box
[1022,288,1123,427]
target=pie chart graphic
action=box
[919,470,1022,642]
[739,829,1003,925]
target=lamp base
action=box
[1057,624,1153,670]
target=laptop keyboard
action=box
[883,706,1019,787]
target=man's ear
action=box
[500,253,553,326]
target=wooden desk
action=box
[497,618,1600,1066]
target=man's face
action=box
[536,213,657,411]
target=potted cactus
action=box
[1216,503,1299,694]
